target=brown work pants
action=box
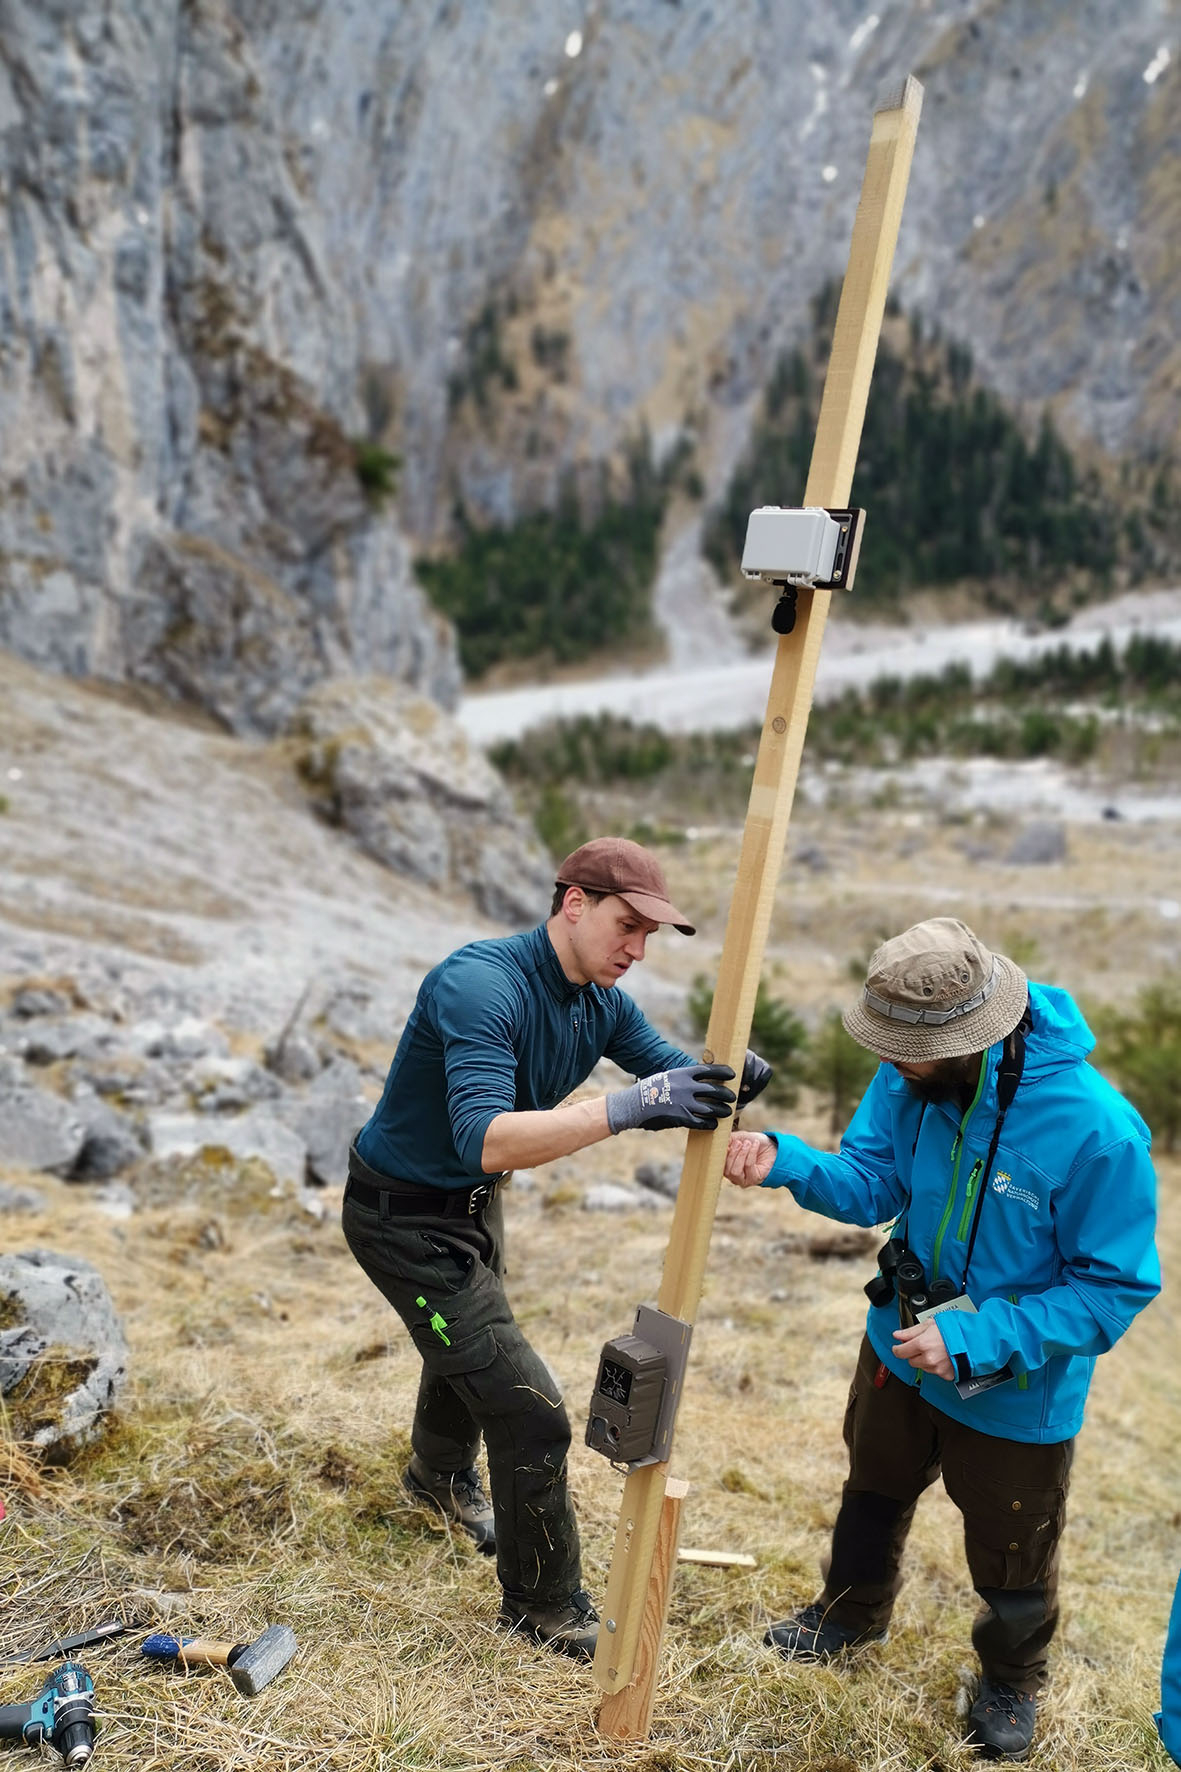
[818,1335,1073,1689]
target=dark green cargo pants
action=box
[341,1178,581,1607]
[819,1334,1074,1688]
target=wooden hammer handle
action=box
[176,1638,245,1669]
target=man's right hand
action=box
[606,1063,736,1134]
[724,1130,777,1187]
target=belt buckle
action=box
[467,1182,492,1216]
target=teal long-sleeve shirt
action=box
[355,921,694,1189]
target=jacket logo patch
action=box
[991,1171,1040,1210]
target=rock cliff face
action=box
[0,0,1176,727]
[240,0,1179,528]
[0,0,460,732]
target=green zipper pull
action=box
[416,1295,452,1347]
[957,1159,985,1240]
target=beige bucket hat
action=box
[842,917,1028,1063]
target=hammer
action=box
[141,1626,297,1696]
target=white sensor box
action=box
[740,506,842,586]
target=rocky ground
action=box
[1,621,1177,1249]
[0,645,561,1264]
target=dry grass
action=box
[1,658,1179,1766]
[1,1137,1177,1772]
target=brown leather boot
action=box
[497,1588,600,1661]
[403,1457,496,1554]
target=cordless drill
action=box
[0,1661,97,1765]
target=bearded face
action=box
[893,1052,985,1109]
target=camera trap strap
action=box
[959,997,1033,1291]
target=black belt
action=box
[346,1145,499,1219]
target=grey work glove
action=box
[606,1063,736,1134]
[738,1048,774,1107]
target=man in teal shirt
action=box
[344,836,770,1659]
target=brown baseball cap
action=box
[842,917,1028,1062]
[555,837,696,935]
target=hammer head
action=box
[225,1625,298,1696]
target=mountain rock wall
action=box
[243,0,1177,534]
[0,0,1176,726]
[0,0,459,732]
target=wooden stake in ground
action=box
[594,74,924,1739]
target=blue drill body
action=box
[0,1661,96,1765]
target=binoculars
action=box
[865,1236,958,1324]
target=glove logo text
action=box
[639,1072,673,1108]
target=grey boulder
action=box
[20,1014,117,1067]
[583,1183,668,1213]
[0,1183,47,1214]
[10,988,73,1019]
[275,1092,368,1188]
[0,1078,87,1175]
[69,1096,146,1181]
[0,1250,128,1457]
[634,1161,682,1200]
[1007,821,1068,866]
[147,1108,307,1189]
[289,678,552,926]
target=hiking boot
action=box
[403,1457,496,1554]
[763,1600,886,1660]
[497,1588,600,1661]
[965,1678,1038,1761]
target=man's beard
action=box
[904,1052,984,1108]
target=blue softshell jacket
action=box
[356,921,693,1189]
[1160,1568,1181,1765]
[763,981,1159,1443]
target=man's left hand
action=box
[892,1320,953,1381]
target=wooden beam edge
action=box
[874,72,925,120]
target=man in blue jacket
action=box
[724,916,1159,1761]
[343,836,769,1661]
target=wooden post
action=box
[596,1478,689,1740]
[594,75,924,1732]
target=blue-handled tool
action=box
[141,1624,297,1696]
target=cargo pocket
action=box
[952,1462,1064,1589]
[419,1231,477,1295]
[408,1316,498,1381]
[406,1250,504,1380]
